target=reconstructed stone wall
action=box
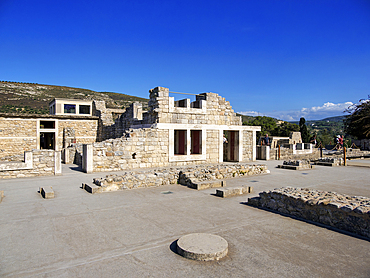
[242,130,253,161]
[58,119,98,148]
[141,87,241,126]
[269,147,320,161]
[87,127,257,172]
[206,130,220,162]
[0,115,98,158]
[248,187,370,239]
[92,163,268,191]
[0,150,61,179]
[92,128,170,171]
[0,118,37,158]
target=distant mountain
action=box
[319,115,346,122]
[0,81,149,114]
[289,115,346,125]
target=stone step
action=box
[216,186,253,198]
[188,180,226,190]
[314,162,340,167]
[82,183,101,194]
[40,186,54,199]
[277,164,314,170]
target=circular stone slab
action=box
[177,233,228,261]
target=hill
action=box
[318,115,346,122]
[0,81,149,114]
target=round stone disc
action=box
[177,233,228,261]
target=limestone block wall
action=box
[206,130,220,163]
[248,187,370,239]
[0,150,61,179]
[91,128,170,172]
[179,163,268,187]
[113,87,243,129]
[0,115,98,158]
[242,130,253,161]
[269,147,320,161]
[0,118,37,158]
[58,119,98,148]
[89,127,254,172]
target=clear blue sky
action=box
[1,0,369,120]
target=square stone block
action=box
[40,186,54,199]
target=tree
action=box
[243,116,277,137]
[299,117,310,143]
[275,122,299,137]
[243,116,300,140]
[344,96,370,139]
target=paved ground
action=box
[0,160,369,278]
[347,158,370,168]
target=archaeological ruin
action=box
[0,86,261,178]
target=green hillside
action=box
[0,81,149,114]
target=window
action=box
[174,99,187,108]
[40,121,55,129]
[174,130,186,155]
[64,104,76,114]
[191,130,202,154]
[79,105,91,115]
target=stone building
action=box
[0,99,98,160]
[0,86,261,175]
[80,87,261,172]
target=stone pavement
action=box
[347,158,370,168]
[0,161,369,277]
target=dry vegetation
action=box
[0,81,148,114]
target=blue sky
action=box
[0,0,369,121]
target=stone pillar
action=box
[54,151,62,175]
[261,146,270,160]
[238,131,243,162]
[24,151,33,168]
[186,129,191,156]
[63,148,70,164]
[82,144,93,173]
[252,131,257,161]
[219,130,224,163]
[292,144,297,155]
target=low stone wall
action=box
[248,187,370,239]
[270,147,320,161]
[0,150,61,179]
[179,164,268,188]
[92,163,268,191]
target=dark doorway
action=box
[223,131,239,162]
[174,130,186,155]
[191,130,201,154]
[40,132,55,150]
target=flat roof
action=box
[0,112,98,120]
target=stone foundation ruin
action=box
[278,159,314,170]
[89,163,268,193]
[248,187,370,239]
